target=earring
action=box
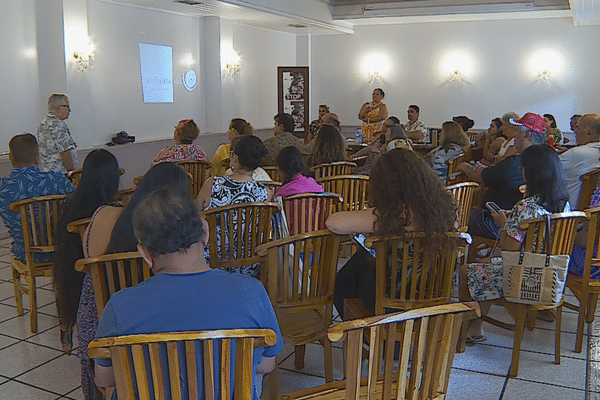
[231,165,235,171]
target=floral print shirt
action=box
[37,113,77,174]
[153,144,208,165]
[505,195,571,243]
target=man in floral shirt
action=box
[37,93,77,174]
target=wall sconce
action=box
[448,70,463,82]
[537,70,551,83]
[222,47,241,78]
[72,40,96,72]
[225,60,241,77]
[367,71,381,84]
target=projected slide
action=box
[139,43,173,103]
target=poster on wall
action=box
[278,66,309,138]
[139,43,173,103]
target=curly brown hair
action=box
[369,148,457,237]
[311,125,347,165]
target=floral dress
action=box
[152,143,208,164]
[361,103,386,144]
[467,196,571,300]
[205,176,268,277]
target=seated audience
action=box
[560,114,600,207]
[153,119,208,164]
[306,113,347,152]
[459,144,571,342]
[212,118,253,175]
[307,104,329,142]
[93,188,283,399]
[308,124,348,168]
[494,112,520,163]
[404,104,428,143]
[197,135,269,277]
[263,113,306,165]
[353,122,408,176]
[571,114,582,134]
[570,185,600,278]
[459,112,546,239]
[327,149,457,318]
[481,118,506,166]
[424,121,470,182]
[0,133,75,264]
[275,146,323,198]
[77,162,190,400]
[224,137,272,182]
[386,116,413,151]
[55,150,120,356]
[544,113,562,146]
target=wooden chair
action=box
[278,303,479,400]
[482,211,587,376]
[75,251,151,318]
[202,202,281,272]
[577,167,600,210]
[565,206,600,352]
[68,167,125,186]
[316,175,369,212]
[257,230,341,399]
[262,165,284,182]
[281,192,342,236]
[446,153,465,185]
[9,194,66,332]
[114,187,136,207]
[446,182,479,233]
[309,161,357,179]
[88,329,277,400]
[177,160,211,199]
[66,217,92,242]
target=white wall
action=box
[310,17,600,131]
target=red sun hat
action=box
[509,113,547,134]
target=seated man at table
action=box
[0,133,75,262]
[94,188,283,399]
[263,113,307,165]
[404,105,428,143]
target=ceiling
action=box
[97,0,599,36]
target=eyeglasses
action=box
[59,105,70,110]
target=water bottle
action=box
[355,128,364,144]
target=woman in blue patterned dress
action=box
[459,144,571,342]
[196,135,269,277]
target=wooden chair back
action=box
[88,329,277,400]
[115,187,136,207]
[309,161,357,179]
[177,160,211,199]
[316,175,369,212]
[577,167,600,210]
[66,217,92,242]
[446,182,479,233]
[75,251,150,318]
[202,202,281,270]
[365,232,461,315]
[257,230,341,394]
[279,303,478,400]
[281,193,342,235]
[68,167,125,186]
[566,206,600,352]
[9,194,66,332]
[446,153,465,185]
[262,165,284,182]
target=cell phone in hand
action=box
[486,202,502,214]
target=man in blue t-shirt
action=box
[0,133,75,262]
[94,188,283,399]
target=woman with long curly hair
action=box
[327,148,457,318]
[309,124,347,167]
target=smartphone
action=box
[486,202,502,214]
[352,234,377,258]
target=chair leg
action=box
[28,275,38,333]
[11,268,24,316]
[575,301,587,353]
[509,308,527,377]
[527,310,537,331]
[294,345,306,370]
[267,360,279,400]
[586,293,599,323]
[555,305,562,365]
[322,337,333,383]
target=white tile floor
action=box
[0,236,598,399]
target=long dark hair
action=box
[521,144,569,213]
[277,146,306,185]
[107,163,190,253]
[54,150,120,328]
[311,125,347,165]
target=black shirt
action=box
[481,155,525,210]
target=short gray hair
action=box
[520,125,546,145]
[47,94,69,112]
[502,111,520,126]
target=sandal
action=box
[60,326,73,355]
[465,333,487,344]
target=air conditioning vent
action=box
[174,0,202,5]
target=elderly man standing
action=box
[37,93,77,174]
[404,104,428,143]
[560,113,600,208]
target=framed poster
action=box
[278,66,309,137]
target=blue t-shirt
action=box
[0,166,75,261]
[95,270,283,399]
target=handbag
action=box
[502,214,570,306]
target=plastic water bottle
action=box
[355,128,364,144]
